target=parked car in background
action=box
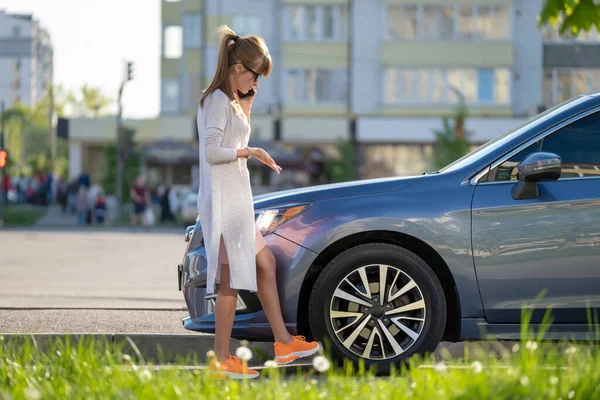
[178,94,600,373]
[179,189,198,227]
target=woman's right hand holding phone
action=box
[250,147,282,174]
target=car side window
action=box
[484,142,539,182]
[540,112,600,179]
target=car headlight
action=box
[255,203,311,236]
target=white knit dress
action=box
[196,89,257,295]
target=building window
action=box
[385,4,510,41]
[543,19,600,42]
[162,79,180,113]
[283,5,348,41]
[362,144,434,178]
[183,14,201,48]
[544,68,600,106]
[231,15,261,37]
[285,68,347,104]
[12,26,21,37]
[384,67,511,105]
[164,26,183,59]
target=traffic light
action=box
[126,61,134,81]
[0,149,7,169]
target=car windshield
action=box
[438,96,590,173]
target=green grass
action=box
[1,334,600,399]
[1,207,45,227]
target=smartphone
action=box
[237,88,256,99]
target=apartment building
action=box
[0,10,53,108]
[69,0,600,188]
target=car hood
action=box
[253,175,422,209]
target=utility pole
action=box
[0,101,5,224]
[49,85,57,174]
[115,61,134,222]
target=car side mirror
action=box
[511,152,561,200]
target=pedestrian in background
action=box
[197,25,319,379]
[129,176,150,228]
[75,186,88,225]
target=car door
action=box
[471,109,600,324]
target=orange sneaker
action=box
[208,355,260,379]
[274,335,320,365]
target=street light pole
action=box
[0,100,5,224]
[114,61,134,222]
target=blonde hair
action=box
[200,25,272,111]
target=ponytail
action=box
[200,26,239,108]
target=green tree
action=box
[325,140,356,183]
[67,84,113,118]
[102,126,142,203]
[539,0,600,36]
[432,90,473,171]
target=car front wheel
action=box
[308,243,447,373]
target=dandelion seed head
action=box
[434,362,448,372]
[312,356,331,373]
[235,346,253,362]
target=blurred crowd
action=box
[2,170,192,228]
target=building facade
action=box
[0,10,53,108]
[158,0,587,177]
[69,0,600,188]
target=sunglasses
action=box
[235,62,261,82]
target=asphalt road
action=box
[0,309,190,334]
[0,229,187,309]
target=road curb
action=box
[2,333,276,364]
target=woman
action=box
[198,26,319,379]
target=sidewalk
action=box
[35,205,77,227]
[33,205,183,233]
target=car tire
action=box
[308,243,446,374]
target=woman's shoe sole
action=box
[209,370,260,380]
[274,343,320,365]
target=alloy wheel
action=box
[329,264,426,360]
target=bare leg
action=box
[214,262,239,361]
[256,246,293,344]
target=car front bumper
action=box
[179,229,318,341]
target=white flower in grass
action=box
[0,335,4,342]
[123,354,131,362]
[410,382,417,389]
[141,369,152,381]
[471,361,483,374]
[434,362,448,372]
[512,344,520,353]
[526,341,538,351]
[206,350,216,359]
[24,388,41,400]
[549,376,559,385]
[568,390,575,399]
[312,356,330,373]
[235,346,253,362]
[264,360,278,369]
[565,346,577,355]
[520,376,530,386]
